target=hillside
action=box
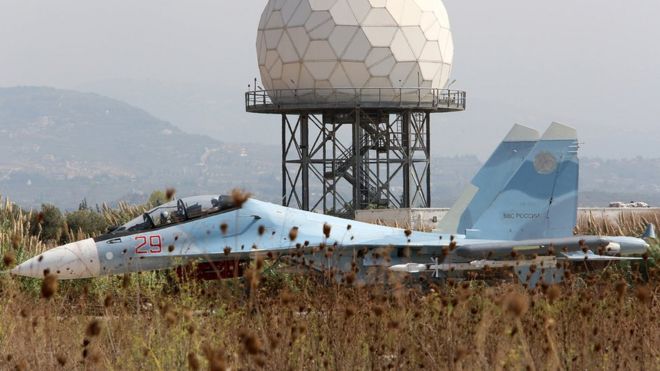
[1,86,659,210]
[0,87,280,208]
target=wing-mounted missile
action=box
[388,263,429,274]
[452,236,606,259]
[561,250,642,261]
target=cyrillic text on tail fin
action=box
[437,124,539,234]
[470,122,579,240]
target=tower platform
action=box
[246,87,466,114]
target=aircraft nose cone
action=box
[11,239,101,279]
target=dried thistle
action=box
[187,352,200,370]
[164,311,177,327]
[220,223,228,234]
[454,346,467,363]
[165,187,176,201]
[240,331,263,355]
[244,268,260,290]
[546,285,561,304]
[10,235,21,250]
[268,334,280,349]
[344,272,356,285]
[230,188,251,208]
[323,223,331,238]
[103,294,113,308]
[87,349,101,364]
[545,317,556,330]
[121,274,131,289]
[2,252,16,268]
[634,286,652,304]
[56,354,67,367]
[202,344,227,371]
[279,290,294,305]
[258,225,266,236]
[85,319,102,337]
[504,291,529,317]
[41,274,58,299]
[14,360,27,370]
[442,246,449,256]
[289,226,299,241]
[615,281,627,299]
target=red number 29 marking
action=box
[135,235,162,254]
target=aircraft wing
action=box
[177,232,644,263]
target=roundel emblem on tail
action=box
[533,152,558,174]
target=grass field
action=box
[0,196,658,370]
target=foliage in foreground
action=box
[0,194,659,369]
[0,267,658,370]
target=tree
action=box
[65,209,108,239]
[31,204,65,243]
[78,198,89,210]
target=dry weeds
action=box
[0,196,658,370]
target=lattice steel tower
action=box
[246,89,464,217]
[247,0,466,217]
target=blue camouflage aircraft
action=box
[10,123,652,287]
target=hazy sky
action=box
[1,0,658,159]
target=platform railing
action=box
[245,87,466,112]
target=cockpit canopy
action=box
[113,195,237,234]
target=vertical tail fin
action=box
[643,224,656,239]
[437,124,540,234]
[470,122,579,240]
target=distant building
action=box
[608,201,650,208]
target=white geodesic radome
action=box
[256,0,454,103]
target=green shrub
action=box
[148,190,168,207]
[30,204,64,243]
[65,209,109,239]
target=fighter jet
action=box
[10,123,652,287]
